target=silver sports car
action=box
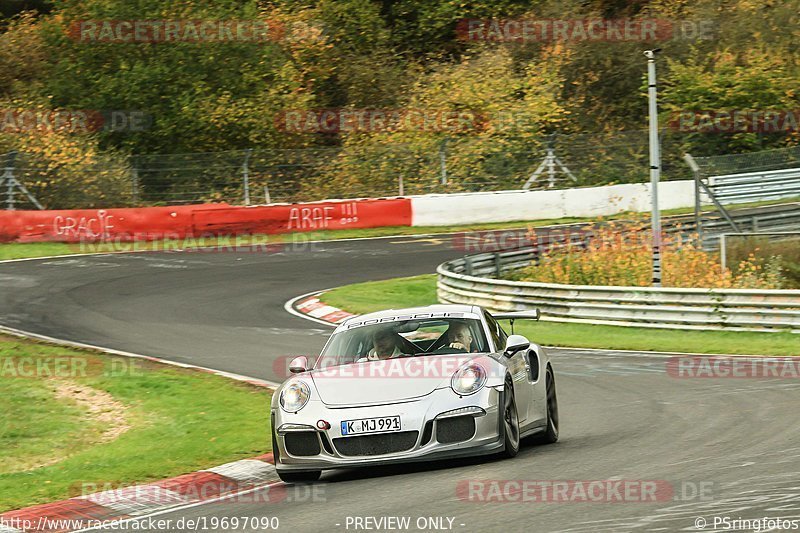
[271,304,559,482]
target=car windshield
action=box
[316,317,489,369]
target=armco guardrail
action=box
[708,168,800,205]
[666,202,800,249]
[437,249,800,332]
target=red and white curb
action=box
[0,455,279,533]
[285,290,355,326]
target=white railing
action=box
[437,249,800,332]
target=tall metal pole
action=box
[645,49,663,287]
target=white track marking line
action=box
[0,324,281,388]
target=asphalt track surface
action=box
[1,234,800,532]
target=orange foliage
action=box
[507,221,785,289]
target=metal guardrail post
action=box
[1,151,43,210]
[131,165,140,204]
[3,154,12,211]
[494,253,502,278]
[684,153,708,245]
[439,138,448,186]
[242,149,253,206]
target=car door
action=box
[484,311,533,423]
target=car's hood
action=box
[310,354,481,406]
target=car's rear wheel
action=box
[501,376,520,458]
[277,470,322,483]
[531,366,559,445]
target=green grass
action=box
[0,242,76,261]
[2,373,89,475]
[0,334,271,512]
[322,274,799,356]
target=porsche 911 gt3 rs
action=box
[271,304,558,482]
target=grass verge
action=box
[322,275,798,356]
[0,334,271,512]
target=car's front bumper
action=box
[272,386,504,472]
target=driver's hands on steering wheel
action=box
[448,342,468,351]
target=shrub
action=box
[505,222,789,289]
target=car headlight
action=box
[451,363,487,396]
[280,380,311,412]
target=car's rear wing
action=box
[493,310,540,321]
[492,310,540,334]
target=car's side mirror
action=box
[288,356,309,374]
[503,335,530,358]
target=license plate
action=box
[341,416,401,436]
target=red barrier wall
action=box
[193,198,411,235]
[0,198,411,243]
[0,204,227,243]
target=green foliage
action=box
[724,236,800,289]
[0,0,798,206]
[661,49,800,155]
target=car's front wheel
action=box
[530,366,559,445]
[500,376,520,458]
[277,470,322,483]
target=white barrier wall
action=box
[410,180,694,226]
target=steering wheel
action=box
[433,345,467,354]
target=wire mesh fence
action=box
[691,144,800,177]
[1,129,788,210]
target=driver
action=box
[446,322,474,352]
[367,328,404,360]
